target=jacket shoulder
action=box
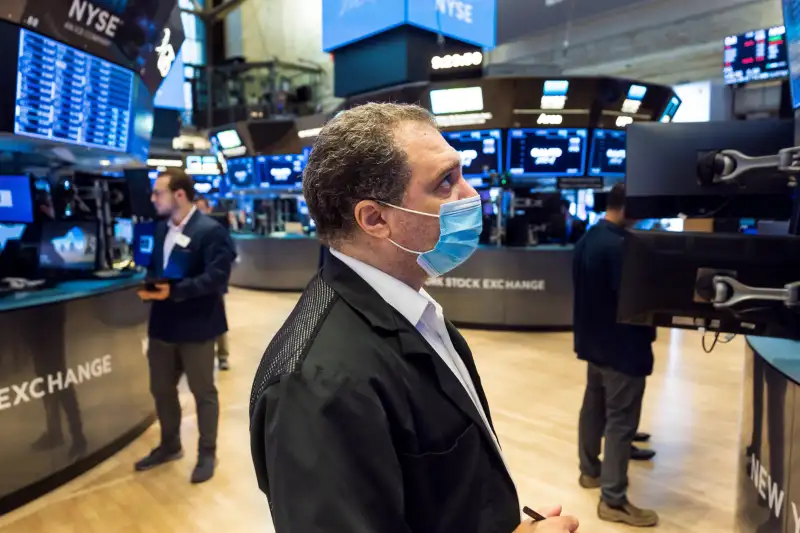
[249,274,338,416]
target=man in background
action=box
[195,196,232,371]
[136,170,236,483]
[572,183,658,527]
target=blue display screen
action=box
[784,0,800,108]
[442,129,501,187]
[39,221,98,271]
[255,154,305,189]
[588,130,626,177]
[15,29,134,152]
[322,0,496,52]
[322,0,405,51]
[406,0,496,49]
[658,96,682,123]
[723,26,789,85]
[0,176,34,223]
[0,223,26,252]
[506,129,587,178]
[227,157,255,188]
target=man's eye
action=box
[440,174,454,189]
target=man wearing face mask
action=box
[135,169,236,484]
[573,183,658,527]
[249,103,579,533]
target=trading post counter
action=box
[737,337,800,533]
[423,245,574,329]
[0,277,154,513]
[230,233,322,291]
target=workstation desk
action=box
[229,233,322,291]
[423,245,574,329]
[0,277,154,513]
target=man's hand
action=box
[514,505,579,533]
[137,283,171,301]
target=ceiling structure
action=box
[488,0,783,86]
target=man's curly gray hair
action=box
[302,102,437,246]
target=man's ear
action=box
[353,200,391,239]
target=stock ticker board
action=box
[723,25,789,85]
[14,29,134,152]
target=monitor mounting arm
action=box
[702,146,800,186]
[711,275,800,309]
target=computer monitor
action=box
[255,154,305,190]
[123,169,157,219]
[114,218,134,245]
[0,222,26,253]
[0,175,34,223]
[227,157,255,189]
[442,129,502,188]
[625,120,795,219]
[588,130,626,177]
[38,221,99,271]
[506,128,588,179]
[618,230,800,339]
[723,26,789,85]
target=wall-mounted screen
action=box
[442,129,501,187]
[255,154,305,189]
[192,175,225,195]
[723,25,788,85]
[784,0,800,108]
[429,87,484,115]
[506,128,587,178]
[226,157,255,188]
[15,29,134,152]
[0,176,34,224]
[588,130,626,177]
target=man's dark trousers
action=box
[579,362,646,506]
[148,338,218,455]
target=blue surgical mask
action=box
[382,196,483,278]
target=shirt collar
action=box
[329,248,433,327]
[169,206,197,231]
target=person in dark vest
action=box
[135,169,236,484]
[249,103,580,533]
[572,183,658,527]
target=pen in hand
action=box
[523,506,547,522]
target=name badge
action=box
[175,234,191,248]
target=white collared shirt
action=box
[163,206,196,269]
[329,249,505,460]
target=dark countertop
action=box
[747,336,800,384]
[0,275,144,313]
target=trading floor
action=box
[0,288,743,533]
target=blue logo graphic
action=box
[407,0,496,49]
[322,0,496,52]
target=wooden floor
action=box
[0,288,745,533]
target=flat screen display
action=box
[784,0,800,108]
[588,130,626,177]
[0,176,34,223]
[658,96,682,123]
[15,29,134,152]
[227,157,255,188]
[723,25,788,85]
[429,87,484,115]
[216,130,243,150]
[0,223,26,253]
[193,175,225,195]
[114,218,134,244]
[39,221,98,271]
[255,154,305,189]
[442,129,501,187]
[506,128,587,178]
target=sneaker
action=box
[218,358,230,371]
[191,455,216,484]
[598,499,659,527]
[631,445,656,461]
[579,474,601,489]
[134,446,184,472]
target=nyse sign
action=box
[426,277,547,291]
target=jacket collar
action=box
[321,251,404,333]
[598,218,627,236]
